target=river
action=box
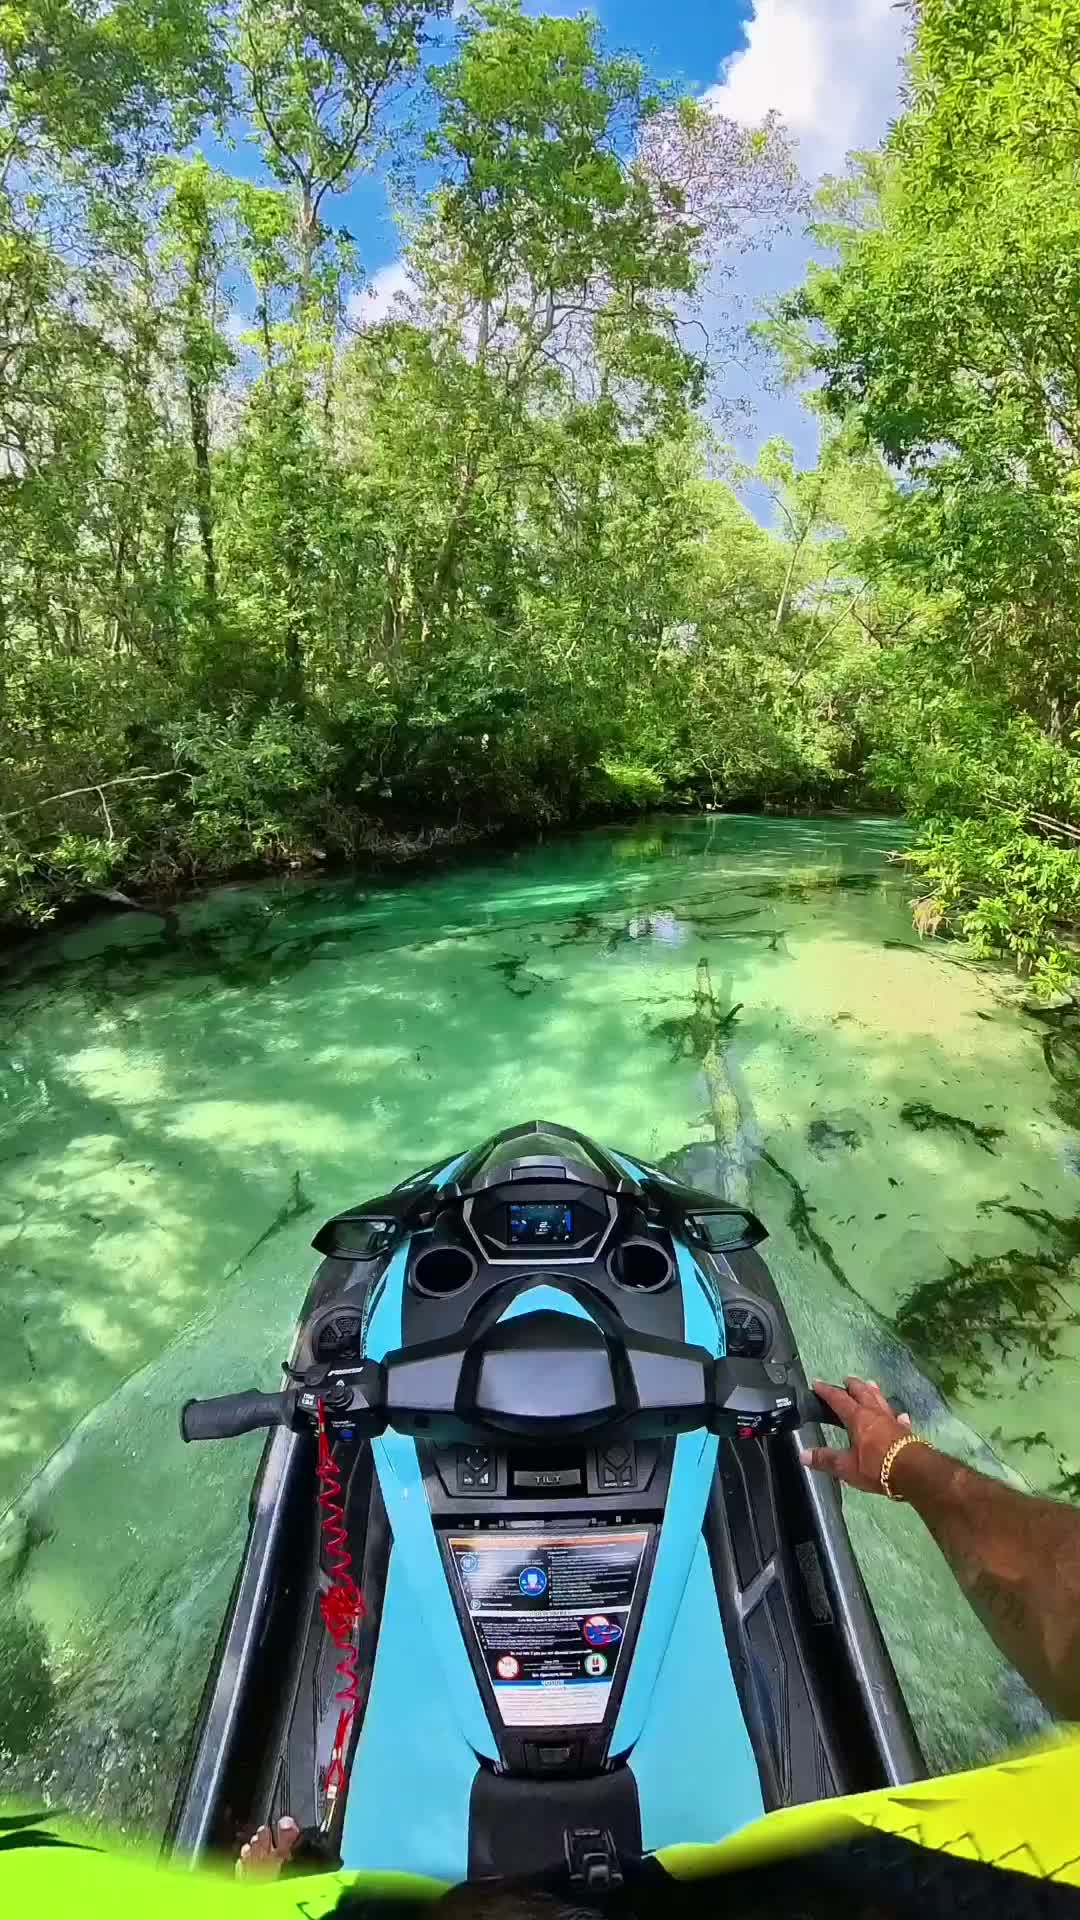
[2,813,1079,1838]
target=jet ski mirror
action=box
[313,1213,400,1259]
[685,1209,766,1253]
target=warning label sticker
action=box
[446,1530,649,1727]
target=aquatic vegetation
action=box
[882,942,983,976]
[807,1114,865,1156]
[488,956,546,998]
[548,913,603,951]
[752,871,888,901]
[1033,1012,1080,1131]
[223,1173,314,1283]
[899,1102,1005,1153]
[759,1150,855,1296]
[896,1238,1080,1389]
[2,1513,54,1588]
[647,957,742,1064]
[0,1604,55,1760]
[648,959,747,1202]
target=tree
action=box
[786,3,1080,990]
[906,0,1080,183]
[0,0,225,177]
[234,0,450,305]
[0,0,817,930]
[160,158,238,626]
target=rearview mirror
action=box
[313,1214,399,1259]
[685,1209,767,1254]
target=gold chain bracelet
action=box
[880,1432,923,1501]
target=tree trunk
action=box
[429,447,481,615]
[297,184,318,312]
[258,295,275,385]
[183,225,219,627]
[188,374,218,618]
[157,518,178,657]
[774,531,804,630]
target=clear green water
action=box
[2,814,1079,1837]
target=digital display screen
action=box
[508,1202,575,1245]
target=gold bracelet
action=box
[880,1432,923,1501]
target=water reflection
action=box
[625,909,690,947]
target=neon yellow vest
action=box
[4,1734,1079,1915]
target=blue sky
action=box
[339,1,760,287]
[579,0,753,92]
[219,3,756,287]
[220,0,910,469]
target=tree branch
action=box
[1,769,192,826]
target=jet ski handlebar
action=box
[181,1334,852,1448]
[180,1388,301,1442]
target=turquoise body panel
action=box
[344,1145,755,1877]
[343,1546,477,1880]
[628,1533,764,1848]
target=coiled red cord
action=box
[316,1402,366,1803]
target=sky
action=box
[225,0,913,471]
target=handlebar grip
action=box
[798,1392,843,1428]
[798,1391,909,1429]
[180,1390,295,1443]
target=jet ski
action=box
[169,1121,922,1881]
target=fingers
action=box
[856,1379,914,1427]
[837,1376,912,1424]
[812,1379,859,1424]
[845,1375,890,1413]
[798,1444,853,1478]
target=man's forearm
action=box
[892,1441,1080,1718]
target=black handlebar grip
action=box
[180,1390,293,1443]
[798,1392,843,1428]
[797,1390,909,1430]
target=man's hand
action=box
[803,1377,1080,1719]
[799,1376,916,1494]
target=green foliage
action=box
[0,0,880,933]
[428,1,683,312]
[170,703,339,862]
[584,758,668,812]
[783,0,1080,995]
[0,0,226,172]
[0,0,833,931]
[15,0,1080,994]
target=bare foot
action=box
[236,1815,300,1880]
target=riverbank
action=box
[1,793,898,954]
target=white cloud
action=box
[704,0,908,177]
[347,259,415,327]
[697,0,910,496]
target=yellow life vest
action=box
[658,1733,1080,1888]
[4,1733,1079,1915]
